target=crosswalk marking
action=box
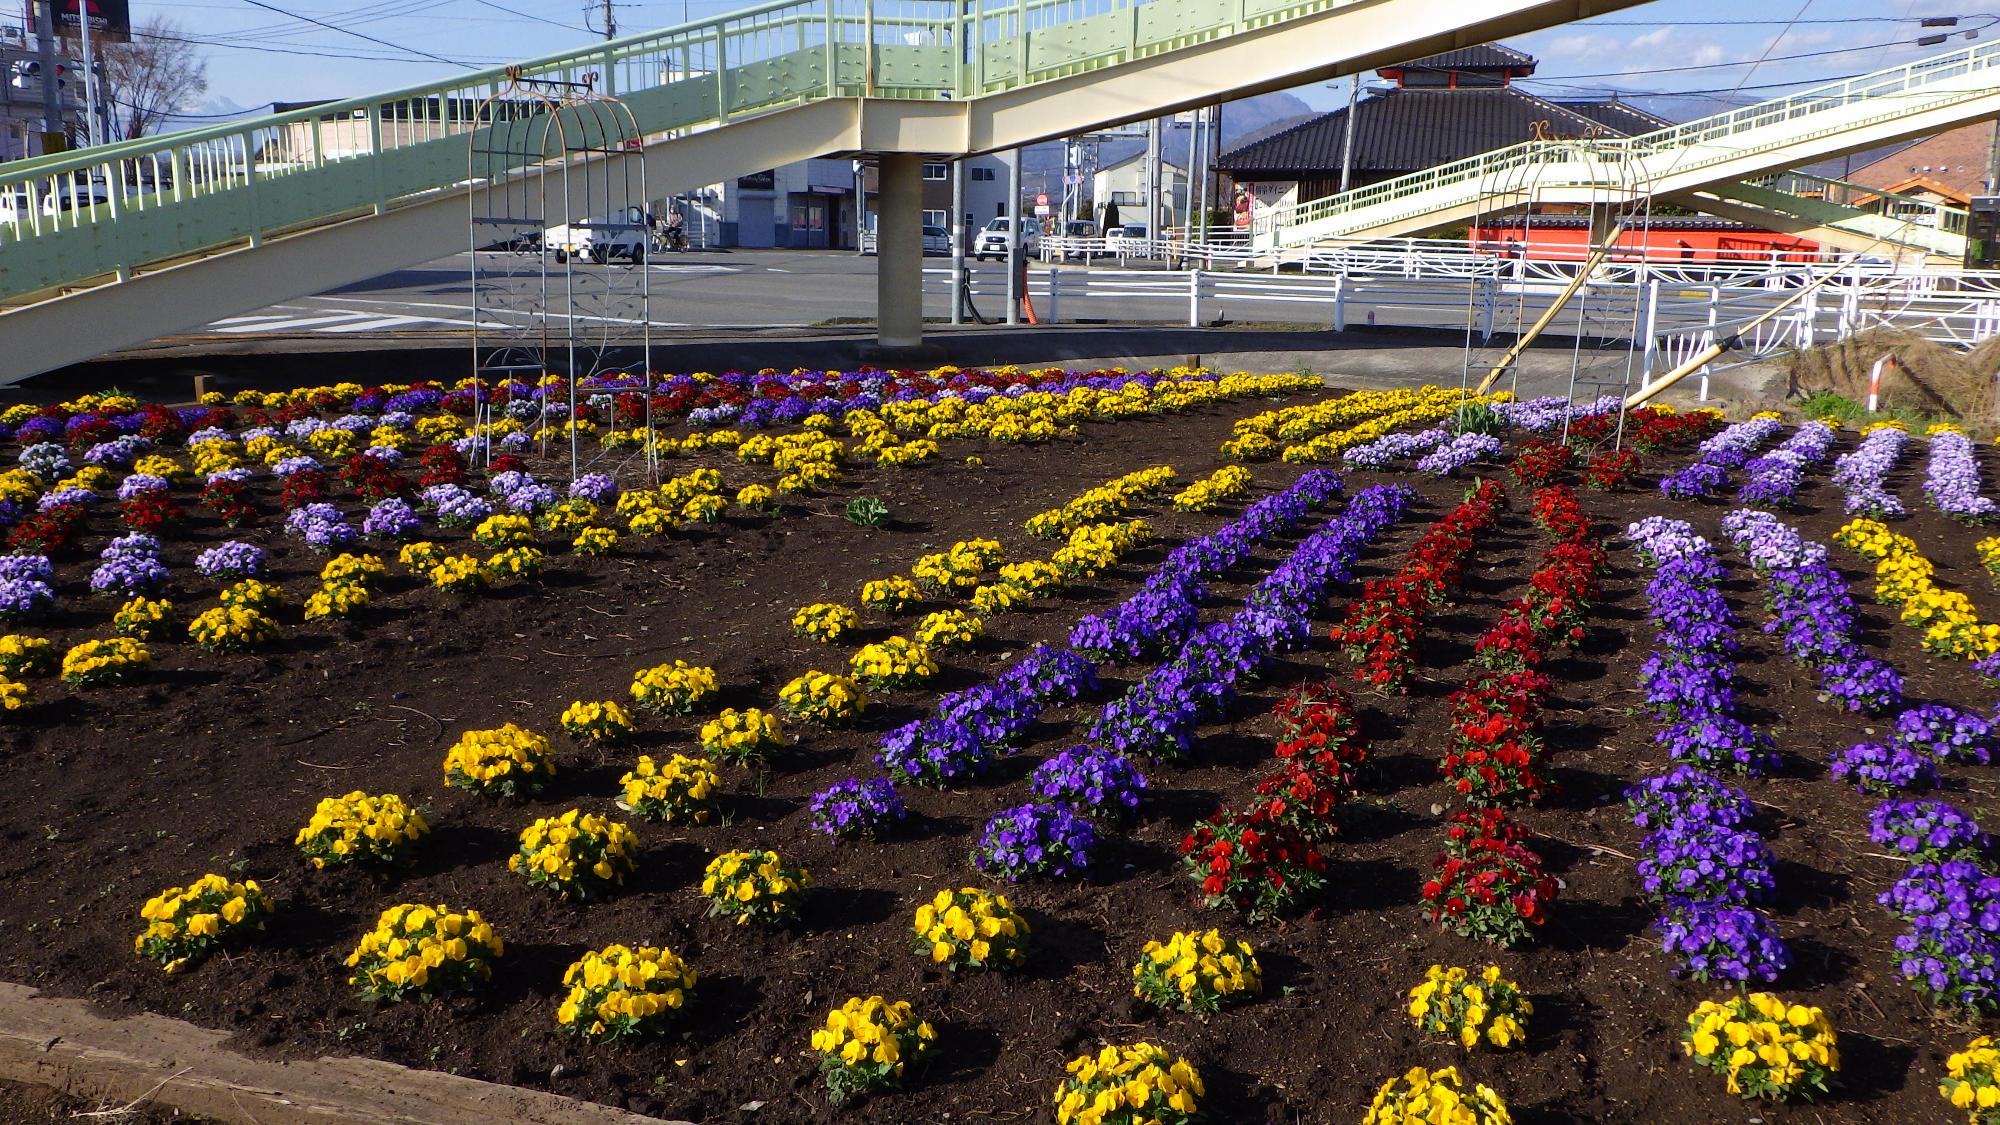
[314,315,436,333]
[207,312,304,326]
[213,312,373,333]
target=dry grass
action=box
[1784,328,1999,422]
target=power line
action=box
[1515,25,1995,82]
[129,24,513,64]
[234,0,474,65]
[469,0,590,32]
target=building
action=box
[1839,121,1999,217]
[1091,149,1187,217]
[701,155,1009,249]
[1466,215,1823,263]
[1217,44,1672,223]
[0,42,84,160]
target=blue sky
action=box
[129,0,1988,117]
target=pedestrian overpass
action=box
[1251,37,2000,259]
[0,0,1654,382]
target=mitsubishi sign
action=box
[40,0,129,42]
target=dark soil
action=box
[0,398,1994,1123]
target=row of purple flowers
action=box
[810,473,1417,883]
[1624,516,1787,983]
[1718,508,2000,1011]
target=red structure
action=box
[1469,216,1822,265]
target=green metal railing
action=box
[0,0,1359,304]
[1261,36,2000,245]
[1753,170,1969,235]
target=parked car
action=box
[1105,224,1149,254]
[0,180,110,226]
[860,224,955,255]
[973,217,1041,261]
[1055,219,1103,260]
[544,205,652,263]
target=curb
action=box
[0,982,687,1125]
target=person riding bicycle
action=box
[663,207,686,252]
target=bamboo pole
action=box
[1471,221,1625,396]
[1623,262,1855,409]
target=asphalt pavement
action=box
[34,247,1783,408]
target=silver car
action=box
[973,217,1041,261]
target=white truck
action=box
[543,205,652,264]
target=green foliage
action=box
[844,496,890,528]
[1452,400,1502,436]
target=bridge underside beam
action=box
[1661,190,1951,270]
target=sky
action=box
[103,0,1995,119]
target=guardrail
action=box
[923,257,2000,396]
[0,0,1371,304]
[1036,231,1896,283]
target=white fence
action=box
[924,249,2000,400]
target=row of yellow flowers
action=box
[1834,517,2000,660]
[1227,385,1512,463]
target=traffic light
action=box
[8,58,71,90]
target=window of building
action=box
[970,166,996,181]
[922,209,948,228]
[922,163,949,180]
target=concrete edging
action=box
[0,982,687,1125]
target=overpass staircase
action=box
[1253,39,2000,261]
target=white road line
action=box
[314,315,439,333]
[214,312,374,333]
[208,311,305,326]
[304,294,684,327]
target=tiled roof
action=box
[1378,44,1536,76]
[1556,99,1675,136]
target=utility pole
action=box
[1193,104,1213,248]
[950,158,966,325]
[33,0,62,153]
[600,0,616,39]
[1339,73,1360,194]
[1005,147,1022,325]
[76,0,97,148]
[1987,119,2000,197]
[1145,116,1160,244]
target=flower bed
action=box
[25,382,2000,1122]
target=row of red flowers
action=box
[1178,679,1368,920]
[1327,479,1507,692]
[1422,484,1606,946]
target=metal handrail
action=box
[1261,36,2000,243]
[1751,170,1970,232]
[0,0,1374,303]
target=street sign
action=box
[42,0,127,42]
[1034,204,1051,216]
[1035,192,1049,206]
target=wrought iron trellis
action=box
[468,72,655,483]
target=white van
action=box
[544,205,652,264]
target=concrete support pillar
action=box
[876,153,925,349]
[1587,206,1619,256]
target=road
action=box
[170,249,1427,347]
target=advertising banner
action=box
[44,0,128,43]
